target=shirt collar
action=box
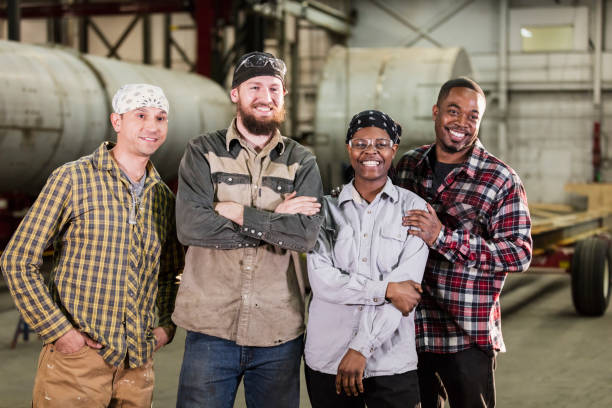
[225,118,286,155]
[338,177,398,205]
[92,141,162,185]
[416,139,488,179]
[464,139,489,178]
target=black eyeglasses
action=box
[235,54,287,77]
[348,138,395,150]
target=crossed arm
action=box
[216,191,320,224]
[176,140,324,251]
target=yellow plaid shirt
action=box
[0,142,183,367]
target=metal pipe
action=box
[7,0,20,41]
[290,15,300,139]
[593,0,602,108]
[498,0,508,160]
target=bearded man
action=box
[172,51,324,408]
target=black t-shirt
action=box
[431,151,461,193]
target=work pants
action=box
[32,343,154,407]
[418,347,496,408]
[304,364,421,408]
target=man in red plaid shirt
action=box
[395,77,532,408]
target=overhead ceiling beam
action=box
[0,1,190,19]
[368,0,441,47]
[252,0,351,36]
[404,0,475,47]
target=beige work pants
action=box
[32,343,154,408]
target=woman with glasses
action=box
[305,110,428,408]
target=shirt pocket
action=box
[376,224,407,273]
[445,202,489,238]
[261,176,295,195]
[213,172,251,205]
[332,225,356,273]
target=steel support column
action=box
[164,14,172,68]
[593,0,603,182]
[498,0,508,160]
[143,14,152,64]
[79,16,89,53]
[7,0,20,41]
[194,0,214,77]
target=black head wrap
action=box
[232,51,287,89]
[345,110,401,144]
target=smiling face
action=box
[347,127,398,185]
[111,107,168,158]
[433,86,486,163]
[231,75,286,136]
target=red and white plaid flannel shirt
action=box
[394,140,532,354]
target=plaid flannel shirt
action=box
[394,140,532,353]
[0,142,183,367]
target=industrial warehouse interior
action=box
[0,0,612,407]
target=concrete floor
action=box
[1,273,611,407]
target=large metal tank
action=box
[0,39,233,194]
[314,46,473,191]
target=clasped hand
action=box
[385,280,423,316]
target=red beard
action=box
[238,102,286,135]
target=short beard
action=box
[439,134,477,154]
[238,103,286,136]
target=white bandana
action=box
[112,83,170,115]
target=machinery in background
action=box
[313,46,473,192]
[0,41,609,318]
[312,46,611,317]
[0,39,234,247]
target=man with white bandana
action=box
[1,83,184,407]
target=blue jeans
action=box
[176,331,303,408]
